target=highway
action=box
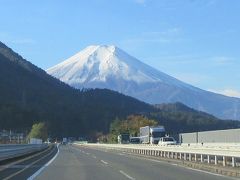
[0,145,57,180]
[35,144,237,180]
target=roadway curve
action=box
[36,144,236,180]
[0,144,57,180]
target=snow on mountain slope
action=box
[47,45,240,120]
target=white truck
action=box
[29,138,42,144]
[117,133,130,144]
[140,126,166,144]
[62,137,67,145]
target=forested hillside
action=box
[0,41,239,140]
[152,103,240,134]
[0,41,153,138]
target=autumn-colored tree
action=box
[109,115,158,142]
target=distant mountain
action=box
[150,102,240,136]
[1,41,239,140]
[47,45,240,120]
[0,41,153,138]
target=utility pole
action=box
[9,129,12,143]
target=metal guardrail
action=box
[0,144,48,161]
[75,143,240,168]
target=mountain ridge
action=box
[0,41,153,137]
[1,41,240,139]
[47,45,240,120]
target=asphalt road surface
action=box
[0,145,57,180]
[35,144,237,180]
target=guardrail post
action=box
[201,154,203,162]
[179,153,182,160]
[232,157,236,167]
[195,154,197,162]
[189,153,192,161]
[184,153,187,160]
[207,155,210,164]
[223,156,226,167]
[215,156,217,165]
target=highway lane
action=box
[36,144,237,180]
[0,144,57,180]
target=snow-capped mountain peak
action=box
[47,45,240,120]
[47,45,184,85]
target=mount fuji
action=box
[47,45,240,120]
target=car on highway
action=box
[158,137,177,145]
[130,137,140,144]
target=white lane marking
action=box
[147,158,232,178]
[27,144,60,180]
[92,155,97,158]
[119,170,135,180]
[124,154,234,179]
[100,160,108,165]
[86,152,90,155]
[185,167,232,178]
[118,153,125,156]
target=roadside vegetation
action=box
[27,122,48,141]
[98,115,158,143]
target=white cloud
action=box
[208,89,240,98]
[121,27,182,47]
[11,38,36,45]
[134,0,146,5]
[0,32,36,45]
[173,73,210,85]
[208,56,234,66]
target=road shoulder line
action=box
[27,144,60,180]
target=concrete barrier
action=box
[0,144,48,162]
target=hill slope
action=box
[0,42,153,137]
[47,45,240,120]
[1,42,239,140]
[152,103,240,134]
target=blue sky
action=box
[0,0,239,97]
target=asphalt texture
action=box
[0,144,57,180]
[36,144,237,180]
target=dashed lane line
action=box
[119,170,136,180]
[100,160,108,165]
[118,152,236,179]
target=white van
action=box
[158,137,177,145]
